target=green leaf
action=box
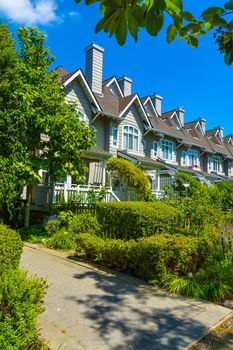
[205,21,213,31]
[186,35,198,48]
[180,11,195,22]
[224,1,233,10]
[166,23,177,43]
[115,10,128,45]
[145,8,164,36]
[211,15,228,27]
[166,0,183,14]
[153,0,166,11]
[201,7,225,20]
[128,10,140,40]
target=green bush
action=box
[0,224,23,274]
[46,229,76,250]
[96,201,181,240]
[76,233,211,281]
[172,197,222,237]
[161,253,233,302]
[44,216,60,236]
[19,224,47,244]
[0,269,47,350]
[68,212,101,235]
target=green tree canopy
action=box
[0,23,95,226]
[75,0,233,65]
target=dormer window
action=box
[109,86,117,96]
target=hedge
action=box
[96,201,181,240]
[0,224,23,274]
[76,233,212,281]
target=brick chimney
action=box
[85,43,104,95]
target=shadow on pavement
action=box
[65,268,207,350]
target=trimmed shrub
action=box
[0,224,23,274]
[77,233,134,270]
[96,201,181,240]
[76,233,211,281]
[131,235,212,280]
[0,269,47,349]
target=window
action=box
[229,160,233,176]
[75,107,86,122]
[152,142,158,158]
[213,156,221,172]
[181,151,187,166]
[161,140,173,161]
[187,149,199,166]
[111,127,118,147]
[123,125,139,152]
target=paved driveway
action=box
[21,244,232,350]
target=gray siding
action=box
[65,79,92,125]
[85,45,103,95]
[92,118,106,150]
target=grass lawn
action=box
[190,314,233,349]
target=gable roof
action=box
[55,67,101,111]
[103,76,124,97]
[141,96,158,117]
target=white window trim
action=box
[229,160,233,176]
[75,107,86,122]
[122,125,139,152]
[181,150,187,166]
[212,155,222,173]
[160,139,174,162]
[187,149,199,167]
[152,141,158,159]
[111,127,118,148]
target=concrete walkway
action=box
[21,244,232,350]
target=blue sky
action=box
[1,0,232,135]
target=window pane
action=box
[128,134,133,150]
[123,133,128,149]
[133,136,138,151]
[112,128,118,146]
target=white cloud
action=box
[68,11,80,17]
[0,0,58,25]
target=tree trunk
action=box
[24,185,32,228]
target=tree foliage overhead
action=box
[75,0,233,65]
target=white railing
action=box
[53,184,120,204]
[151,190,164,199]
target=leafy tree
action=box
[0,24,95,227]
[75,0,233,65]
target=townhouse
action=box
[32,43,233,208]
